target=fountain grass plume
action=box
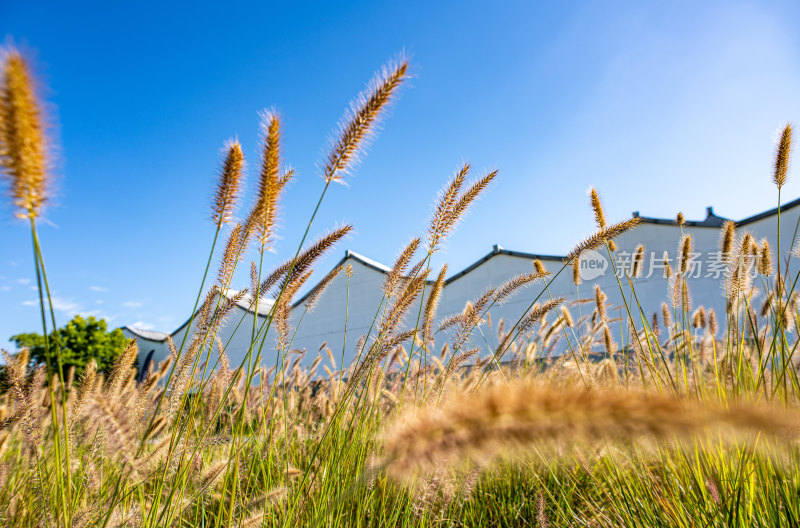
[211,140,244,226]
[0,49,49,220]
[378,381,800,483]
[323,58,409,184]
[774,123,792,189]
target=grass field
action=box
[1,48,800,527]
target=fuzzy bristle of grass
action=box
[651,312,660,339]
[708,308,718,336]
[379,272,430,339]
[379,381,800,481]
[678,234,692,274]
[632,244,644,278]
[423,264,447,346]
[571,258,581,286]
[759,238,773,276]
[602,324,615,355]
[560,307,574,328]
[692,306,706,329]
[304,264,343,312]
[494,271,548,304]
[276,269,313,350]
[270,225,353,295]
[248,111,289,250]
[0,50,50,219]
[662,253,672,279]
[720,220,736,257]
[217,223,243,287]
[661,302,672,330]
[323,58,409,183]
[564,218,642,262]
[211,140,244,225]
[70,359,96,424]
[533,259,547,275]
[594,285,606,322]
[518,298,565,335]
[589,188,606,229]
[384,237,421,296]
[439,170,497,244]
[681,279,692,311]
[428,164,468,248]
[589,188,618,251]
[773,122,792,189]
[105,339,138,400]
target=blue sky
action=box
[1,0,799,345]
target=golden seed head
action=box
[427,165,497,251]
[589,187,606,229]
[676,212,685,227]
[603,324,615,355]
[211,140,245,225]
[708,309,717,336]
[324,58,409,183]
[663,253,672,279]
[774,122,792,189]
[0,49,49,219]
[572,258,581,286]
[594,284,606,322]
[632,244,645,278]
[560,306,574,328]
[692,306,706,329]
[564,217,642,263]
[679,235,692,274]
[720,220,736,257]
[248,110,288,250]
[533,259,546,275]
[759,239,773,276]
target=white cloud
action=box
[96,300,104,305]
[0,285,10,291]
[123,301,143,308]
[82,310,115,323]
[16,278,31,286]
[130,321,154,330]
[22,297,80,313]
[89,285,108,292]
[51,297,80,313]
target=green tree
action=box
[11,315,132,378]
